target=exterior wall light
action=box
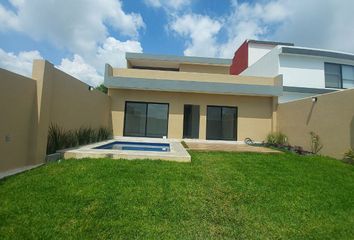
[312,97,318,103]
[88,86,94,91]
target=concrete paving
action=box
[184,140,281,153]
[58,137,191,162]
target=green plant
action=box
[47,124,112,154]
[344,149,354,159]
[75,127,96,145]
[309,131,323,154]
[266,132,288,145]
[97,127,111,141]
[343,149,354,164]
[95,84,108,94]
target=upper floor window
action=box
[325,63,354,89]
[342,65,354,88]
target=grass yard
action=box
[0,151,353,239]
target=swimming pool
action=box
[94,141,170,152]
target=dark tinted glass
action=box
[183,105,200,139]
[221,107,236,140]
[124,102,147,136]
[146,104,168,137]
[206,106,237,140]
[206,106,222,140]
[325,63,341,88]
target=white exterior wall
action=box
[279,55,325,88]
[248,43,276,66]
[241,47,280,78]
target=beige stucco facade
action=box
[107,52,281,143]
[109,89,277,141]
[0,69,37,171]
[0,60,111,173]
[277,89,354,159]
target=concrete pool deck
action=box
[58,137,191,162]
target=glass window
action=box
[124,102,147,137]
[221,107,237,140]
[325,63,341,88]
[206,106,237,140]
[124,102,169,138]
[146,103,168,137]
[206,106,222,140]
[342,65,354,88]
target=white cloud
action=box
[169,1,288,58]
[144,0,191,11]
[0,48,43,77]
[273,0,354,53]
[0,0,145,54]
[169,14,222,57]
[57,37,143,86]
[57,55,102,87]
[170,0,354,58]
[0,0,145,86]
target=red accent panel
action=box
[229,40,248,75]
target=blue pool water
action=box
[94,141,170,152]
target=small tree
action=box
[309,131,323,154]
[95,84,108,94]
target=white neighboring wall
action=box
[248,43,276,66]
[241,47,280,78]
[279,54,326,88]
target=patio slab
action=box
[183,140,281,153]
[58,137,191,162]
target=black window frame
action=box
[123,101,169,138]
[324,62,354,89]
[183,104,200,139]
[206,105,238,141]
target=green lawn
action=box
[0,152,353,239]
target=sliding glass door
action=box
[124,102,169,138]
[206,106,237,140]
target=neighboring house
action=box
[231,40,354,102]
[104,52,282,141]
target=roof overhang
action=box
[104,65,282,97]
[126,52,232,69]
[281,47,354,61]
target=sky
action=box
[0,0,354,86]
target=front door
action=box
[183,105,200,139]
[206,106,237,140]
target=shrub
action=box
[266,132,288,145]
[309,131,323,154]
[343,149,354,164]
[344,149,354,159]
[47,124,112,154]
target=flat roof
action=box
[247,39,294,46]
[126,52,232,66]
[281,46,354,61]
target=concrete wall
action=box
[50,66,110,130]
[241,47,280,78]
[277,89,354,159]
[279,54,325,88]
[109,89,276,141]
[0,60,111,173]
[248,43,275,66]
[112,68,278,86]
[179,63,229,74]
[0,69,37,171]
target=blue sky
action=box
[0,0,353,85]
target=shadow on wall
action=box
[351,115,354,150]
[306,102,315,125]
